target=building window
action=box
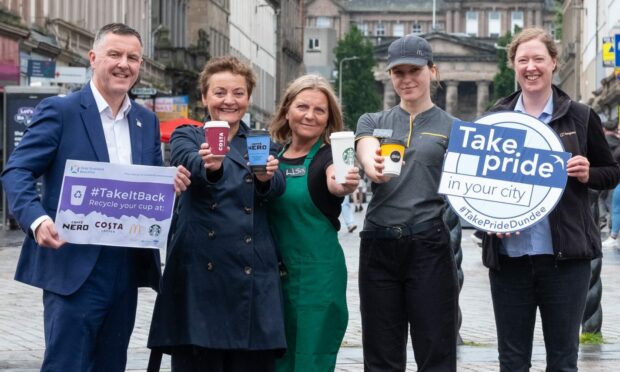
[488,11,501,37]
[511,11,524,33]
[308,38,320,50]
[393,23,404,37]
[316,16,331,28]
[357,23,369,36]
[375,22,385,36]
[466,11,478,36]
[411,23,422,34]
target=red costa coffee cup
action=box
[204,121,230,155]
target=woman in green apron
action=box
[268,75,360,372]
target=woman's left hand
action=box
[255,155,279,183]
[567,155,590,183]
[174,165,192,195]
[328,167,361,197]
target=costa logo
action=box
[94,221,123,230]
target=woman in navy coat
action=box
[148,56,286,372]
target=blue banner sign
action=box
[439,112,571,233]
[27,60,56,78]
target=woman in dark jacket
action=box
[148,56,286,372]
[482,28,620,372]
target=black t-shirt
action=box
[279,145,344,230]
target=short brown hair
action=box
[94,23,142,49]
[199,56,257,96]
[507,27,558,72]
[269,74,343,145]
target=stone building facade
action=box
[305,0,555,120]
[187,0,230,58]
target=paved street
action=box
[2,207,620,371]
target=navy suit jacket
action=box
[1,83,162,295]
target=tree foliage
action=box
[491,30,516,106]
[554,0,563,41]
[333,26,382,130]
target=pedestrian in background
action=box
[268,74,359,372]
[355,34,459,371]
[0,23,190,372]
[341,198,358,233]
[598,121,620,231]
[148,56,286,372]
[482,27,620,371]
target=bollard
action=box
[582,189,603,334]
[444,207,464,344]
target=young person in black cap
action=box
[355,34,458,371]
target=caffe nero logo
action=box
[390,151,401,162]
[249,143,267,150]
[342,147,355,166]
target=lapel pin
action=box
[136,120,142,128]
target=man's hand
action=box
[35,219,65,249]
[174,165,191,194]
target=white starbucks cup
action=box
[329,131,356,184]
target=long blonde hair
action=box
[269,74,343,145]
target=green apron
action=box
[270,140,348,372]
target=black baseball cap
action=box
[386,34,433,71]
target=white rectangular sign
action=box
[55,160,177,249]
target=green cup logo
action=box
[343,147,355,166]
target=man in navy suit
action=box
[1,23,189,372]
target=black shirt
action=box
[279,144,344,230]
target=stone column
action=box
[445,80,459,116]
[383,79,396,110]
[527,9,534,27]
[446,10,453,33]
[453,10,461,33]
[476,80,490,117]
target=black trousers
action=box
[358,222,458,372]
[170,346,277,372]
[490,255,591,372]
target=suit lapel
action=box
[128,107,143,165]
[80,84,109,162]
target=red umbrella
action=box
[160,118,203,143]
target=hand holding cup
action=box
[199,142,226,172]
[255,155,279,183]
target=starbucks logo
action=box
[343,147,355,166]
[149,224,161,237]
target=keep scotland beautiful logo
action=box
[438,111,571,233]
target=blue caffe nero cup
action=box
[246,130,270,173]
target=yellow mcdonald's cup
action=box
[380,139,405,177]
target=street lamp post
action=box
[493,43,518,92]
[338,56,360,104]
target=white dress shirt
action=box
[31,81,134,234]
[89,80,133,165]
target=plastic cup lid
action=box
[329,131,355,139]
[204,121,230,128]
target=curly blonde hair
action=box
[199,56,257,96]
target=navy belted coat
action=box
[148,122,287,352]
